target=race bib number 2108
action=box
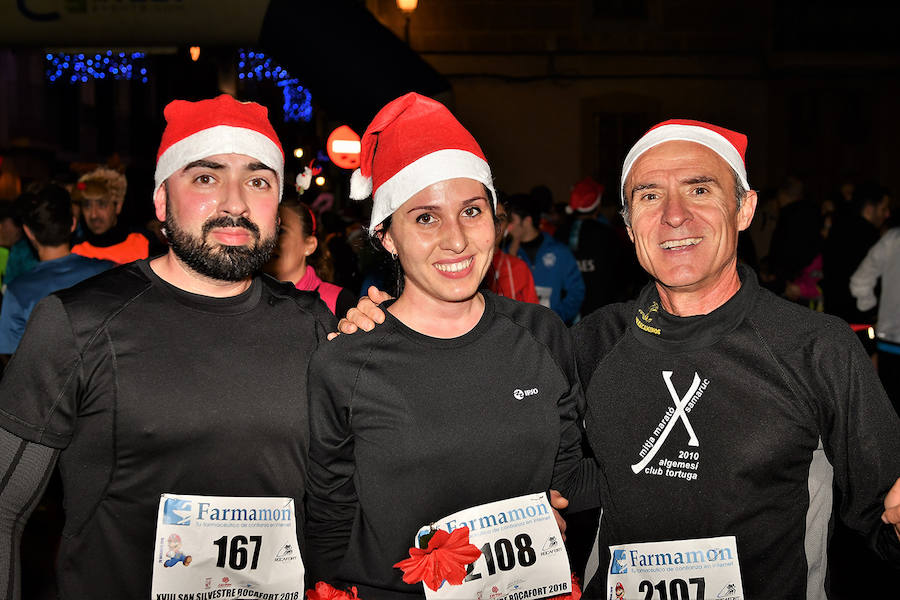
[421,493,570,600]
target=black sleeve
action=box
[0,427,59,600]
[0,295,82,448]
[262,275,338,339]
[810,322,900,561]
[507,302,600,512]
[544,320,601,513]
[571,302,631,407]
[310,300,338,344]
[304,343,358,584]
[333,289,358,323]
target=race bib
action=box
[607,536,743,600]
[420,493,570,600]
[151,494,304,600]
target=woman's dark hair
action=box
[281,197,336,282]
[368,183,498,297]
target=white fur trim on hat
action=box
[368,148,496,232]
[154,125,285,199]
[565,197,600,215]
[620,124,749,204]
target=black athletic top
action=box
[573,265,900,599]
[556,218,630,314]
[305,292,599,599]
[0,259,334,599]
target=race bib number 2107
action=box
[607,536,743,600]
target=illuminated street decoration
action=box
[237,49,312,122]
[45,50,149,83]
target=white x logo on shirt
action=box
[631,371,701,474]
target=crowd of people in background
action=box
[748,176,898,413]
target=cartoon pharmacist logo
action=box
[611,549,629,574]
[163,497,192,526]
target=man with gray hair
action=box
[575,119,900,598]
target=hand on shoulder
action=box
[327,286,393,340]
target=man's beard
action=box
[164,208,277,282]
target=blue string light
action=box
[237,48,312,122]
[45,50,149,84]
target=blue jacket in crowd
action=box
[514,233,585,324]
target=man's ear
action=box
[626,225,634,243]
[115,199,124,216]
[737,189,758,232]
[153,184,167,223]
[22,224,37,245]
[70,216,77,233]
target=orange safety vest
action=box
[72,232,150,264]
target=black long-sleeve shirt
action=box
[305,292,599,599]
[0,261,334,599]
[574,266,900,599]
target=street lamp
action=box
[396,0,418,45]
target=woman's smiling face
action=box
[380,177,496,306]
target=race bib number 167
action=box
[151,494,304,600]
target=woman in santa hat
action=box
[305,93,597,598]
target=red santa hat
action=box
[349,92,496,231]
[567,177,604,214]
[620,119,749,204]
[154,94,285,199]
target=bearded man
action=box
[0,95,334,599]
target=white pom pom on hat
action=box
[349,92,496,232]
[349,167,372,200]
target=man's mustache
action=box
[202,216,260,238]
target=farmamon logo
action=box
[163,496,294,527]
[163,498,192,526]
[618,545,733,569]
[611,549,628,573]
